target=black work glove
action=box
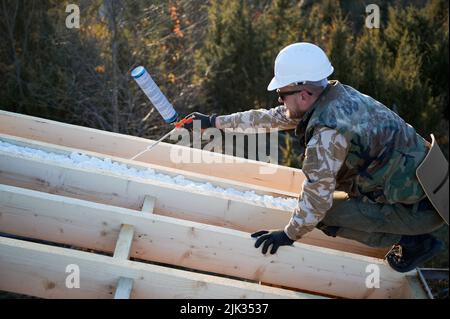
[251,229,294,255]
[183,112,217,130]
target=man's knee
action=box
[321,194,379,231]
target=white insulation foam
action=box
[0,140,298,211]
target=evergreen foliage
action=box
[0,0,448,155]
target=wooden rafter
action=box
[0,184,424,298]
[0,110,303,196]
[0,134,387,258]
[0,236,316,299]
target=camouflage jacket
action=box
[217,80,429,240]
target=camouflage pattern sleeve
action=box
[216,105,299,131]
[284,127,350,240]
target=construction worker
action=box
[184,42,449,273]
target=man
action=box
[184,42,448,273]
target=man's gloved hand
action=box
[183,112,217,130]
[251,229,294,255]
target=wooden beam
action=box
[0,110,304,195]
[0,133,296,198]
[0,184,419,298]
[141,195,156,214]
[403,274,429,299]
[114,277,134,299]
[0,127,389,258]
[0,236,316,299]
[113,224,134,260]
[0,135,388,258]
[113,223,135,298]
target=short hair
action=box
[288,78,328,96]
[291,78,328,89]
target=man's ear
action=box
[300,90,310,100]
[297,91,306,101]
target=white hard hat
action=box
[267,42,334,91]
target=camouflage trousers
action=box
[316,192,445,248]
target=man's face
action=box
[277,86,314,119]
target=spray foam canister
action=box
[131,66,178,123]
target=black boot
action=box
[386,234,444,273]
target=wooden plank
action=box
[402,273,429,299]
[113,224,134,260]
[0,133,296,198]
[0,150,296,230]
[0,184,415,298]
[0,134,387,258]
[0,236,316,299]
[0,136,388,258]
[114,277,134,299]
[0,110,304,195]
[141,196,156,214]
[113,224,135,299]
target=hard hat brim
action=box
[267,65,335,91]
[267,76,295,91]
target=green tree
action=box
[280,132,302,168]
[352,29,391,101]
[382,2,447,134]
[325,14,355,85]
[384,31,436,134]
[195,0,267,113]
